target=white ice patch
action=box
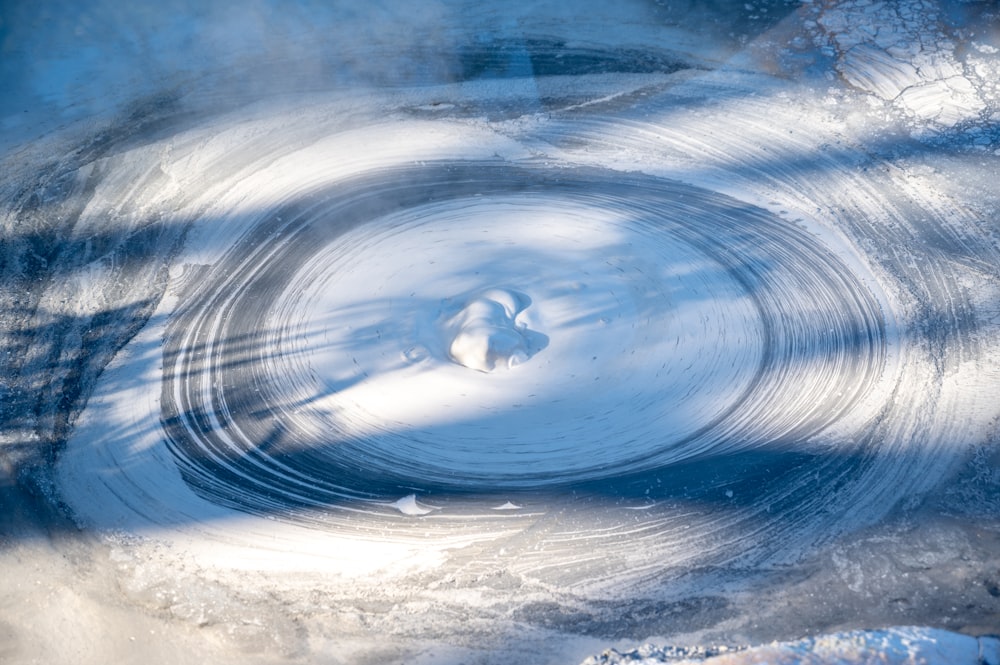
[389,494,437,516]
[443,288,542,373]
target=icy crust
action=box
[581,629,1000,665]
[443,288,542,372]
[50,69,1000,658]
[808,0,1000,132]
[10,0,996,662]
[44,74,1000,663]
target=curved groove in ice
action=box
[158,162,886,499]
[52,78,996,601]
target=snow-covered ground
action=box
[2,1,1000,663]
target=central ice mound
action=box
[443,288,545,372]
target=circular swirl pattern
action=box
[14,2,998,656]
[45,69,998,642]
[162,162,888,515]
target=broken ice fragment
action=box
[390,494,436,516]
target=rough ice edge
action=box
[581,628,1000,665]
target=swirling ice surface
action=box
[159,160,892,513]
[60,101,894,564]
[51,64,1000,655]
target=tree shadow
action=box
[2,125,996,531]
[0,13,998,652]
[0,157,914,521]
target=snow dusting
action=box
[2,1,1000,664]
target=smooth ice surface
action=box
[244,195,780,487]
[3,1,1000,664]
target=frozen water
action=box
[2,1,1000,664]
[582,628,1000,665]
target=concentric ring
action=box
[44,65,1000,644]
[162,162,888,514]
[17,2,999,655]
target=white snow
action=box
[444,288,538,373]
